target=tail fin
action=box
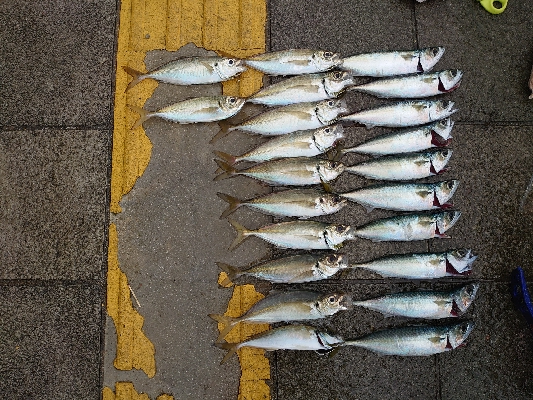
[216,262,242,286]
[228,219,251,251]
[213,159,237,181]
[128,105,152,130]
[213,150,237,166]
[217,192,243,219]
[210,120,234,144]
[215,341,239,365]
[122,66,146,91]
[208,314,240,342]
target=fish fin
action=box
[216,262,242,285]
[428,335,446,344]
[128,104,152,130]
[321,180,333,193]
[213,159,237,181]
[122,66,146,91]
[215,341,239,364]
[210,120,235,144]
[327,347,341,358]
[217,192,243,219]
[208,314,239,342]
[228,219,251,251]
[213,150,237,166]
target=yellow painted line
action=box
[109,0,268,398]
[103,382,174,400]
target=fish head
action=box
[312,50,343,71]
[429,148,453,173]
[219,96,246,113]
[447,321,475,349]
[316,330,345,349]
[446,249,477,274]
[453,282,480,314]
[324,71,356,95]
[316,98,350,124]
[317,193,348,214]
[435,210,461,234]
[435,180,460,205]
[438,69,463,92]
[324,224,354,249]
[313,124,346,151]
[317,291,353,315]
[317,253,349,276]
[318,160,345,182]
[431,118,454,141]
[419,47,445,72]
[215,58,247,80]
[430,100,457,120]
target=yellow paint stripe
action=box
[103,382,174,400]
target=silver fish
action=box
[353,210,461,242]
[247,71,355,106]
[349,249,477,279]
[209,290,352,342]
[352,283,479,319]
[350,70,463,99]
[216,189,348,219]
[217,253,349,285]
[214,157,345,186]
[340,180,459,212]
[343,321,474,356]
[338,119,453,157]
[216,324,345,364]
[244,49,342,75]
[129,96,246,129]
[340,47,445,77]
[213,125,345,165]
[344,149,452,181]
[227,219,354,250]
[340,100,457,128]
[122,56,247,90]
[211,98,349,142]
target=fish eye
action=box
[336,225,345,232]
[441,149,449,156]
[324,127,331,133]
[327,254,337,263]
[214,62,219,67]
[456,249,466,257]
[319,197,325,203]
[432,48,440,56]
[324,51,333,58]
[327,100,335,107]
[328,296,336,303]
[228,59,234,65]
[447,181,455,189]
[330,162,339,168]
[333,71,342,79]
[228,97,236,104]
[332,195,342,202]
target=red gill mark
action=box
[430,131,451,147]
[445,259,472,276]
[432,191,441,208]
[430,161,437,175]
[445,336,453,349]
[438,76,462,93]
[450,300,462,317]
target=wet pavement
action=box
[3,0,533,399]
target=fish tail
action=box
[122,66,146,91]
[213,150,237,166]
[128,104,152,130]
[213,159,237,181]
[216,192,243,219]
[208,313,239,342]
[215,341,239,365]
[228,219,251,251]
[210,120,234,144]
[216,262,242,285]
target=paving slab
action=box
[0,129,111,280]
[0,0,116,127]
[0,284,103,399]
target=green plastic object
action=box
[479,0,507,14]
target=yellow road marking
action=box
[103,382,174,400]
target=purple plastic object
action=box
[511,267,533,333]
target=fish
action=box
[340,100,457,128]
[349,249,477,279]
[342,321,474,356]
[352,283,479,319]
[129,96,246,129]
[352,210,461,242]
[244,49,342,75]
[339,180,459,212]
[211,98,349,143]
[213,157,345,186]
[227,219,354,250]
[344,149,452,181]
[122,56,247,91]
[336,119,453,157]
[217,253,349,285]
[340,47,445,77]
[216,188,348,219]
[216,324,345,364]
[209,290,352,342]
[349,70,463,99]
[213,125,345,165]
[247,71,355,106]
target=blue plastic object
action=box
[511,267,533,332]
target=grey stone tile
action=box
[0,0,116,127]
[0,129,111,280]
[0,284,103,400]
[416,0,533,122]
